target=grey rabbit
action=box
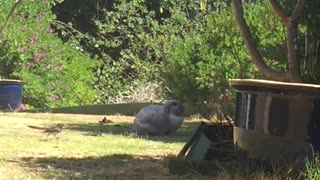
[133,100,184,136]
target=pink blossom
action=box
[29,32,39,44]
[29,38,35,44]
[34,54,41,63]
[41,53,47,58]
[19,104,26,111]
[22,47,28,53]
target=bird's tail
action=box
[27,125,47,130]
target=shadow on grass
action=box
[66,121,202,143]
[19,153,305,179]
[19,154,180,179]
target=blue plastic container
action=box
[0,80,24,110]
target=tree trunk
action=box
[231,0,305,83]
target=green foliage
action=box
[305,154,320,179]
[162,2,287,118]
[73,0,200,103]
[301,0,320,84]
[0,0,96,108]
[91,0,159,103]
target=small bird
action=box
[99,117,113,124]
[28,124,64,138]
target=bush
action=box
[74,0,200,103]
[162,2,286,118]
[0,0,96,108]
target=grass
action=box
[0,112,318,179]
[0,112,214,179]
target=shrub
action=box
[0,0,96,108]
[162,2,286,118]
[78,0,200,103]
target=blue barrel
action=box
[0,80,24,110]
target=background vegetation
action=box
[0,0,96,108]
[0,0,319,118]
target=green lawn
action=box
[0,112,317,180]
[0,112,214,179]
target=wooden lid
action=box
[229,79,320,94]
[0,79,24,85]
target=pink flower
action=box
[29,39,35,44]
[34,54,41,63]
[19,104,26,111]
[22,47,28,53]
[29,32,39,44]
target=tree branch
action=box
[285,0,306,82]
[231,0,290,81]
[291,0,306,21]
[0,0,24,34]
[286,25,303,82]
[268,0,290,26]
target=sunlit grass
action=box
[0,112,203,179]
[0,112,316,179]
[304,153,320,180]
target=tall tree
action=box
[232,0,305,82]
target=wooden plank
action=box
[186,132,212,161]
[21,102,199,116]
[229,79,320,94]
[178,122,206,157]
[22,103,157,116]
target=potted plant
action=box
[0,0,24,110]
[229,0,320,162]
